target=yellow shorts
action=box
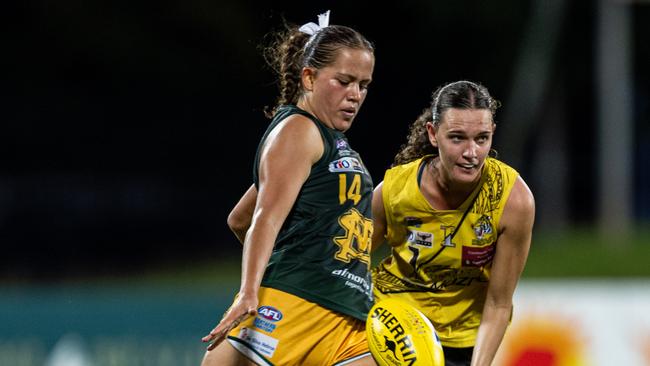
[227,287,371,366]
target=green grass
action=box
[159,227,650,284]
[5,227,647,287]
[522,227,650,278]
[369,226,650,278]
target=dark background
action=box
[4,1,649,279]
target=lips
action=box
[341,107,356,119]
[458,163,477,171]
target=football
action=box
[366,298,445,366]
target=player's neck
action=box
[425,158,479,210]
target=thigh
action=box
[201,340,257,366]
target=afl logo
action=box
[258,306,283,322]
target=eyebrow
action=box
[445,128,493,134]
[335,72,372,83]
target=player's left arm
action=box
[471,176,535,366]
[227,184,257,244]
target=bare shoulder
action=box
[373,181,384,196]
[501,176,535,230]
[272,114,321,142]
[263,113,324,164]
[508,176,535,210]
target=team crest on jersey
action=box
[407,230,433,247]
[472,215,494,245]
[329,157,365,173]
[333,208,372,265]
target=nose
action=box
[463,141,478,159]
[347,83,361,102]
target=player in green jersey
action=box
[201,11,377,366]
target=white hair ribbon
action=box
[298,10,330,35]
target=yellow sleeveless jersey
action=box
[372,156,519,348]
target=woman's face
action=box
[301,48,374,132]
[427,108,495,186]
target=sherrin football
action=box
[366,298,445,366]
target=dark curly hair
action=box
[393,80,500,166]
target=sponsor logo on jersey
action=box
[407,230,433,247]
[257,306,283,322]
[404,217,423,227]
[328,157,365,173]
[462,242,496,267]
[237,327,279,358]
[253,317,277,333]
[374,265,487,292]
[332,268,372,298]
[338,149,353,157]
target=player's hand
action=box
[201,293,258,351]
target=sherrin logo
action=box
[371,306,417,364]
[366,299,445,366]
[257,306,283,322]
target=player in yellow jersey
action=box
[371,81,535,366]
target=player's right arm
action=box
[202,115,324,350]
[370,181,387,252]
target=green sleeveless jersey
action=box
[253,105,374,321]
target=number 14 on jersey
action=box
[338,174,361,205]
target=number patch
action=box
[338,174,361,205]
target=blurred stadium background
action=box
[3,0,650,364]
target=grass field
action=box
[522,227,650,278]
[12,226,645,289]
[131,226,650,286]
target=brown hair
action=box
[262,23,374,118]
[393,81,499,166]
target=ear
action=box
[425,121,438,148]
[301,67,316,91]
